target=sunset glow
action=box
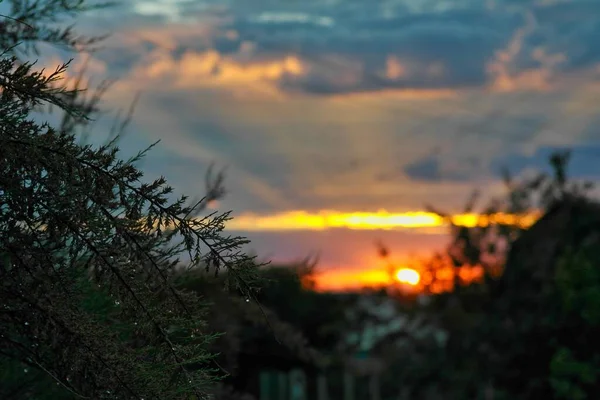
[308,268,395,292]
[226,209,534,293]
[395,268,421,286]
[310,262,488,294]
[226,210,541,232]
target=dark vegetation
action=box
[2,1,600,399]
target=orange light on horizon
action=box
[225,209,541,232]
[309,268,394,292]
[310,263,487,294]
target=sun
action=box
[395,268,420,286]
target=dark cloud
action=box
[531,1,600,72]
[213,0,599,95]
[401,141,600,186]
[225,7,516,93]
[90,42,155,78]
[402,153,476,183]
[404,156,443,181]
[491,144,600,180]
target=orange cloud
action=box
[385,56,407,80]
[384,56,445,82]
[101,24,466,100]
[225,209,540,231]
[98,24,312,97]
[136,49,305,92]
[325,87,461,102]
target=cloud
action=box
[33,5,600,203]
[19,0,600,281]
[63,0,593,98]
[8,0,585,105]
[139,49,305,93]
[403,152,479,183]
[218,6,511,94]
[89,72,598,215]
[533,1,600,70]
[403,155,444,182]
[58,1,598,95]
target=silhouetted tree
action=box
[378,151,600,399]
[0,1,263,398]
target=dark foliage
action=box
[0,1,264,398]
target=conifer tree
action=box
[0,1,263,398]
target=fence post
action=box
[485,381,494,400]
[289,369,307,400]
[259,371,271,400]
[317,372,329,400]
[278,372,287,400]
[369,373,381,400]
[343,371,355,400]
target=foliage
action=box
[0,1,263,398]
[0,0,110,55]
[254,262,352,352]
[376,150,600,399]
[549,245,600,399]
[174,265,325,377]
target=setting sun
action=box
[395,268,421,286]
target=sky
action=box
[21,0,600,289]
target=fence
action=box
[258,367,382,400]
